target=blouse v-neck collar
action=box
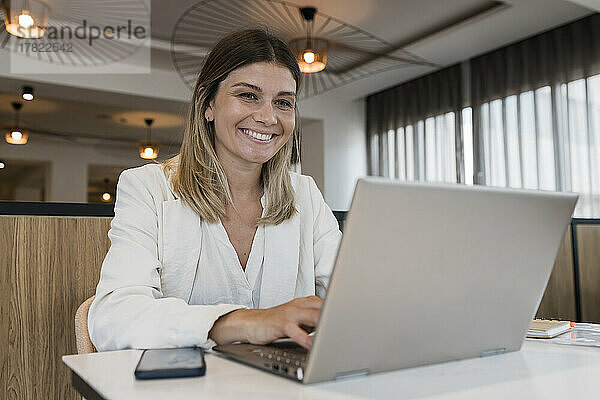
[209,191,267,290]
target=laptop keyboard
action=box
[249,343,308,368]
[214,341,309,380]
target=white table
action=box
[62,340,600,400]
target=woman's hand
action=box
[209,295,322,349]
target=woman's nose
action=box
[253,102,277,125]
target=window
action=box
[380,74,599,217]
[462,107,473,185]
[385,109,473,185]
[478,74,600,217]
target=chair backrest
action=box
[75,295,97,354]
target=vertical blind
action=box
[366,64,464,182]
[366,13,600,217]
[475,78,600,217]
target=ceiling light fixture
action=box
[289,7,328,73]
[0,160,5,169]
[1,0,51,38]
[101,178,112,202]
[22,86,34,101]
[139,118,159,160]
[5,102,29,145]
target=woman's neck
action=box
[217,149,263,202]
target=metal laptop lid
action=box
[303,178,577,383]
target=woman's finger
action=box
[283,322,312,349]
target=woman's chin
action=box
[239,151,274,165]
[236,144,280,165]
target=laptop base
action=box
[214,341,307,382]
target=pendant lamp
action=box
[101,178,112,202]
[139,118,159,160]
[22,86,34,101]
[288,7,328,73]
[5,102,28,145]
[1,0,50,39]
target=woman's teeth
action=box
[241,128,273,141]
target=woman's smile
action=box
[207,62,296,165]
[238,128,279,143]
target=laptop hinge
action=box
[480,348,506,357]
[335,369,369,380]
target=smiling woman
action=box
[205,62,298,201]
[87,29,342,352]
[165,30,303,226]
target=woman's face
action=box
[205,61,297,167]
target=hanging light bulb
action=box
[5,102,29,145]
[289,7,328,73]
[1,0,51,38]
[22,86,34,101]
[18,10,34,28]
[100,178,112,202]
[139,118,159,160]
[140,145,159,159]
[303,51,315,64]
[5,130,28,145]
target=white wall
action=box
[0,136,149,202]
[0,47,190,103]
[300,119,325,193]
[299,94,367,211]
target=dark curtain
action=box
[470,13,600,184]
[366,64,463,177]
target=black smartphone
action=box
[134,347,206,380]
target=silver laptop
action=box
[215,178,578,384]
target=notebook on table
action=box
[527,320,572,338]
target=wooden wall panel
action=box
[0,218,16,399]
[578,225,600,323]
[1,216,111,400]
[536,227,576,320]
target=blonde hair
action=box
[163,29,302,225]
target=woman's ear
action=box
[204,106,214,122]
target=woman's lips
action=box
[239,128,277,143]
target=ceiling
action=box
[150,0,593,99]
[0,83,187,146]
[565,0,600,11]
[0,0,595,144]
[167,0,505,97]
[149,0,584,46]
[293,0,593,99]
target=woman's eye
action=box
[276,99,293,109]
[239,92,258,100]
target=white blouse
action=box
[189,195,267,308]
[88,164,342,351]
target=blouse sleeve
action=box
[88,168,245,351]
[306,176,343,298]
